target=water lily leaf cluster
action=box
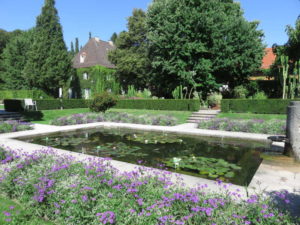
[164,156,241,179]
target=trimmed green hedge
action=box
[4,99,200,112]
[35,100,61,110]
[114,99,200,111]
[0,90,50,100]
[61,99,90,109]
[221,99,299,114]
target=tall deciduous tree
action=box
[23,0,73,97]
[1,29,34,89]
[147,0,264,97]
[108,9,151,90]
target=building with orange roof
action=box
[261,48,276,70]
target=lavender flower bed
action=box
[51,112,178,126]
[198,118,286,135]
[0,147,296,224]
[0,120,32,133]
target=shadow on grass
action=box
[21,111,44,122]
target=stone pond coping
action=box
[0,122,299,199]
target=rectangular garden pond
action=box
[18,127,270,186]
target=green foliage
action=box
[198,118,286,135]
[114,99,200,111]
[61,99,89,109]
[207,92,222,108]
[110,32,118,43]
[36,99,61,110]
[75,37,79,53]
[127,85,137,98]
[23,0,73,97]
[251,91,268,100]
[89,92,117,113]
[233,85,249,99]
[74,65,119,96]
[172,85,183,99]
[164,156,241,180]
[0,29,35,89]
[221,99,298,114]
[285,16,300,61]
[147,0,264,97]
[136,89,152,99]
[108,9,151,90]
[0,90,49,100]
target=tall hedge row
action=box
[4,99,200,112]
[221,99,299,114]
[0,90,50,100]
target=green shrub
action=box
[233,85,248,98]
[221,99,298,114]
[207,92,222,107]
[127,85,137,98]
[251,91,268,100]
[114,99,200,111]
[136,89,152,99]
[89,92,117,112]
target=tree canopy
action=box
[147,0,265,97]
[285,15,300,61]
[108,9,151,91]
[23,0,73,97]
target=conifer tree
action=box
[75,38,79,53]
[110,32,118,43]
[1,29,34,89]
[23,0,73,97]
[70,41,75,54]
[89,32,92,39]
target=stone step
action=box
[189,115,216,118]
[0,111,24,121]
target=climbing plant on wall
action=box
[72,65,119,98]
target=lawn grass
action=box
[31,108,192,125]
[0,195,53,224]
[218,112,287,120]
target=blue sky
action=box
[0,0,299,49]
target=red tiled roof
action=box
[261,48,276,69]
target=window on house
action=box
[83,73,89,80]
[80,52,87,63]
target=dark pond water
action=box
[19,128,269,186]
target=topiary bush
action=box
[89,92,117,112]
